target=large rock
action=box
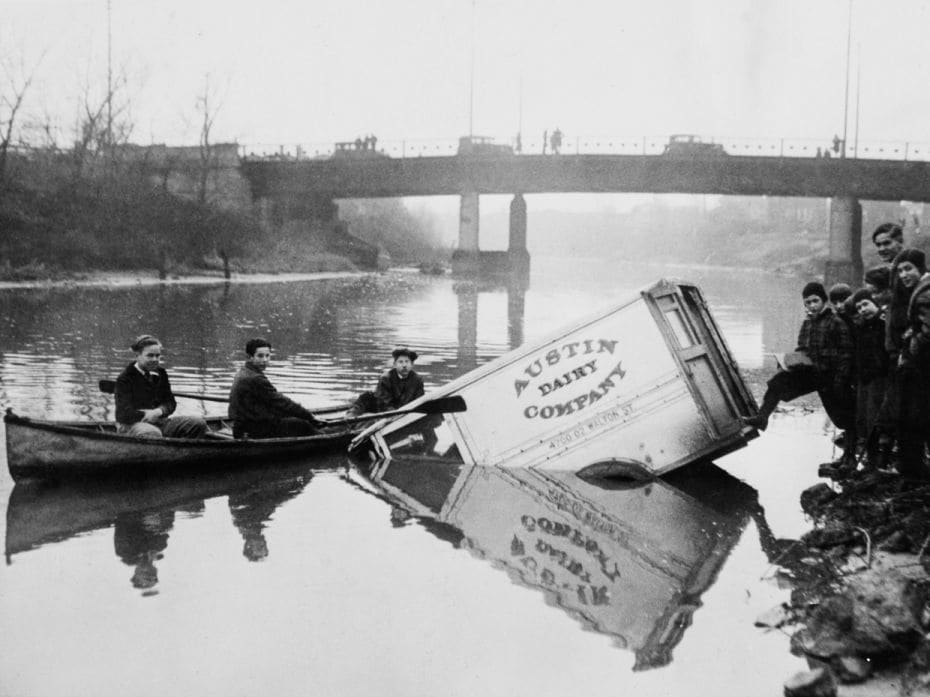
[831,656,871,683]
[802,523,858,549]
[798,555,928,660]
[801,483,838,515]
[784,667,836,697]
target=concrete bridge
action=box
[239,150,930,284]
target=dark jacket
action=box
[796,306,854,388]
[854,313,889,384]
[115,362,177,425]
[374,368,425,411]
[885,274,916,360]
[228,363,317,431]
[905,273,930,366]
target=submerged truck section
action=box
[353,279,759,477]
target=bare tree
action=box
[195,74,224,205]
[69,68,133,186]
[0,49,45,190]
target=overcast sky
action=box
[5,0,929,148]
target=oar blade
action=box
[99,379,116,394]
[416,395,466,415]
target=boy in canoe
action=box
[228,338,322,439]
[347,347,425,416]
[115,335,208,439]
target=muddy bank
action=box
[757,469,930,696]
[0,268,373,291]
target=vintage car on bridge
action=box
[662,134,728,157]
[457,135,514,157]
[331,141,389,160]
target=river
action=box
[0,257,838,697]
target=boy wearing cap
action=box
[115,334,208,439]
[348,348,425,415]
[744,282,855,454]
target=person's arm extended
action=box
[374,372,394,411]
[255,373,318,423]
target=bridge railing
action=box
[239,136,930,163]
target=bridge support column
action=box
[452,192,481,273]
[508,194,531,277]
[825,196,863,286]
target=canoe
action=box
[3,409,361,482]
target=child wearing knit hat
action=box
[744,279,856,467]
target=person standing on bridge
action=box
[551,128,563,154]
[542,130,548,155]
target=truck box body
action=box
[354,279,758,477]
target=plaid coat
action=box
[795,306,854,388]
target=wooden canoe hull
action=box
[4,411,357,482]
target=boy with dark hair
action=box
[849,288,890,468]
[115,334,208,439]
[228,338,321,439]
[347,347,426,416]
[744,281,855,463]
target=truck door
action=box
[645,284,752,438]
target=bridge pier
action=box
[452,192,531,277]
[508,193,531,276]
[452,192,482,273]
[825,196,863,286]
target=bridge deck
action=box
[241,154,930,202]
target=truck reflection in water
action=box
[5,462,318,592]
[355,457,781,671]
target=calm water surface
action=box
[0,258,836,697]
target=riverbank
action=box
[758,465,930,697]
[0,268,373,291]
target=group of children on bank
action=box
[744,223,930,479]
[114,336,424,440]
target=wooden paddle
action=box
[98,379,352,414]
[320,395,466,426]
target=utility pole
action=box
[841,0,852,158]
[468,0,475,138]
[854,42,861,158]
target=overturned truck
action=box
[352,279,760,478]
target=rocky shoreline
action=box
[757,469,930,696]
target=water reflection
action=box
[5,460,325,588]
[356,458,779,670]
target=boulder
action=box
[783,667,836,697]
[801,484,838,515]
[831,656,871,683]
[802,524,857,549]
